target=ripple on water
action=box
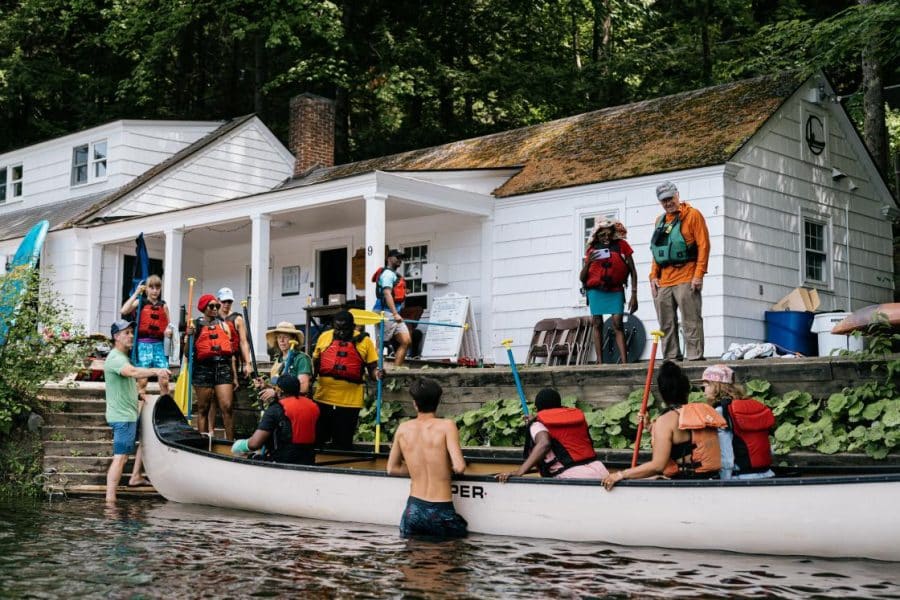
[0,497,899,599]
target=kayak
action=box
[141,394,900,561]
[0,220,49,346]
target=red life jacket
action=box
[137,301,168,339]
[584,240,629,291]
[224,312,242,356]
[525,407,597,477]
[193,317,233,361]
[317,334,367,383]
[372,267,407,304]
[663,403,726,478]
[278,396,319,445]
[720,398,775,473]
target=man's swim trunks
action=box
[399,496,468,539]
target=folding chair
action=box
[548,317,582,366]
[576,315,594,365]
[525,318,560,365]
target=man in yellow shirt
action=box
[649,181,710,361]
[312,310,382,449]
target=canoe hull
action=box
[831,303,900,334]
[141,396,900,561]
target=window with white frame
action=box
[400,243,428,296]
[71,140,107,186]
[803,217,828,284]
[0,165,23,203]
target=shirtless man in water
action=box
[386,377,468,538]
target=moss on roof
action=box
[288,71,804,197]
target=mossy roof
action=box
[284,71,804,198]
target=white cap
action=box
[216,287,235,302]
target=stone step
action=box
[45,412,108,427]
[42,425,112,442]
[43,440,111,456]
[63,484,157,497]
[41,471,148,488]
[44,454,141,471]
[42,398,107,413]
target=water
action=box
[1,497,897,599]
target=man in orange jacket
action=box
[649,181,710,361]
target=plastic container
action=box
[764,311,817,356]
[810,312,865,355]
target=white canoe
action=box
[141,395,900,561]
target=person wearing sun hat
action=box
[699,364,775,480]
[580,218,638,364]
[253,321,313,401]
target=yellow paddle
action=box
[348,308,469,329]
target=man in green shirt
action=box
[105,319,170,503]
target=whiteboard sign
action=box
[420,294,478,361]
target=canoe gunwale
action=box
[152,395,900,488]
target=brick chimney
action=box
[289,93,335,176]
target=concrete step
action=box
[44,454,141,471]
[63,484,157,497]
[42,398,106,413]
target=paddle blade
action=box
[349,308,385,325]
[174,368,189,415]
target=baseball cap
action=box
[216,287,235,302]
[197,294,217,312]
[110,319,135,338]
[387,249,406,260]
[656,181,678,201]
[700,364,734,384]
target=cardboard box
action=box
[328,293,347,306]
[771,288,820,312]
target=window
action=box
[401,243,428,297]
[803,218,828,284]
[72,140,107,186]
[0,165,23,203]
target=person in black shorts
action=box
[187,294,237,439]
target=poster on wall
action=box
[282,266,300,296]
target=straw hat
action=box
[266,321,304,348]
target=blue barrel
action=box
[764,311,817,356]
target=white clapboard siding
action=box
[726,78,894,338]
[0,122,219,214]
[103,120,293,219]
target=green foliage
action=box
[356,384,405,443]
[0,429,43,498]
[0,267,92,436]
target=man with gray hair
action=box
[648,181,710,360]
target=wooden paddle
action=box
[631,330,664,468]
[501,339,529,416]
[184,277,196,422]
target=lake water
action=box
[0,496,897,599]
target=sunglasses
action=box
[205,303,221,310]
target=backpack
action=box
[372,267,407,304]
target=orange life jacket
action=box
[663,403,726,478]
[372,267,406,304]
[137,301,168,339]
[584,241,630,291]
[193,317,233,361]
[317,335,367,383]
[720,397,775,472]
[525,407,597,477]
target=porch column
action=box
[480,215,496,364]
[364,193,387,311]
[250,214,271,354]
[84,243,103,334]
[163,228,183,331]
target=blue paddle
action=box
[501,339,529,416]
[375,314,385,453]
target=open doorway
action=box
[317,247,347,304]
[121,255,164,305]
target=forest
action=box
[0,0,897,185]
